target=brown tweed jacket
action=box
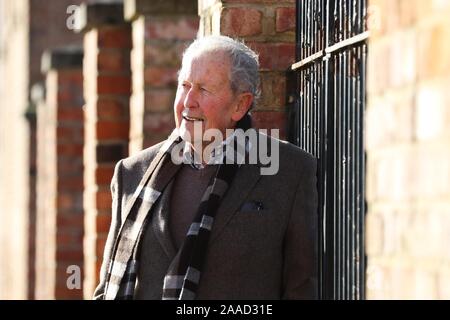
[94,133,318,300]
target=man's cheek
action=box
[173,99,183,124]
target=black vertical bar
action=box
[305,0,308,58]
[312,68,314,156]
[300,0,304,59]
[315,63,319,156]
[361,0,367,300]
[346,43,350,303]
[297,72,300,148]
[342,48,347,300]
[304,69,308,151]
[303,69,306,152]
[299,70,304,149]
[320,0,328,300]
[334,52,339,300]
[346,45,351,300]
[348,47,353,300]
[296,0,301,61]
[300,0,305,59]
[326,0,335,300]
[336,51,342,300]
[347,45,352,300]
[312,1,317,157]
[347,44,355,299]
[310,0,314,154]
[325,70,335,298]
[333,0,338,44]
[356,43,362,299]
[306,0,311,57]
[339,49,345,300]
[308,0,312,152]
[344,0,347,38]
[310,67,313,154]
[314,63,318,156]
[320,56,327,300]
[339,0,343,42]
[314,62,322,158]
[355,44,362,300]
[317,0,321,51]
[305,70,309,152]
[349,0,352,36]
[360,41,367,301]
[310,66,314,156]
[317,59,323,299]
[344,49,348,301]
[316,62,320,157]
[355,44,360,300]
[304,71,308,152]
[350,46,356,300]
[358,0,362,33]
[310,67,314,154]
[338,51,343,300]
[313,0,316,53]
[335,51,340,300]
[306,68,309,152]
[299,70,302,149]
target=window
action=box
[288,0,368,299]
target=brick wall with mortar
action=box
[29,0,84,89]
[0,0,84,299]
[124,0,199,154]
[198,0,296,139]
[366,0,450,299]
[28,1,84,299]
[77,1,132,298]
[36,48,84,299]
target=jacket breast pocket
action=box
[238,200,265,213]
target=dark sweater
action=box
[169,164,218,250]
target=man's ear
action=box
[231,92,253,122]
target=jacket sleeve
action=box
[92,160,124,300]
[282,155,319,299]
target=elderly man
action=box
[94,35,318,300]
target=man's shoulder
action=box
[119,140,166,176]
[251,132,316,196]
[258,131,316,165]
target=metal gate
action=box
[288,0,368,299]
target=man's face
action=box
[174,52,240,144]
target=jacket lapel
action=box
[210,163,262,243]
[121,131,179,222]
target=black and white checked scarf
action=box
[102,129,243,300]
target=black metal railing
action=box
[288,0,367,300]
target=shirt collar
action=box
[182,130,251,170]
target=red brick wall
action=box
[199,0,296,139]
[29,0,84,87]
[36,48,84,299]
[81,4,131,297]
[127,3,199,154]
[27,0,84,300]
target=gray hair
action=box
[179,35,260,109]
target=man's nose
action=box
[184,87,199,109]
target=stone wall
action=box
[366,0,450,299]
